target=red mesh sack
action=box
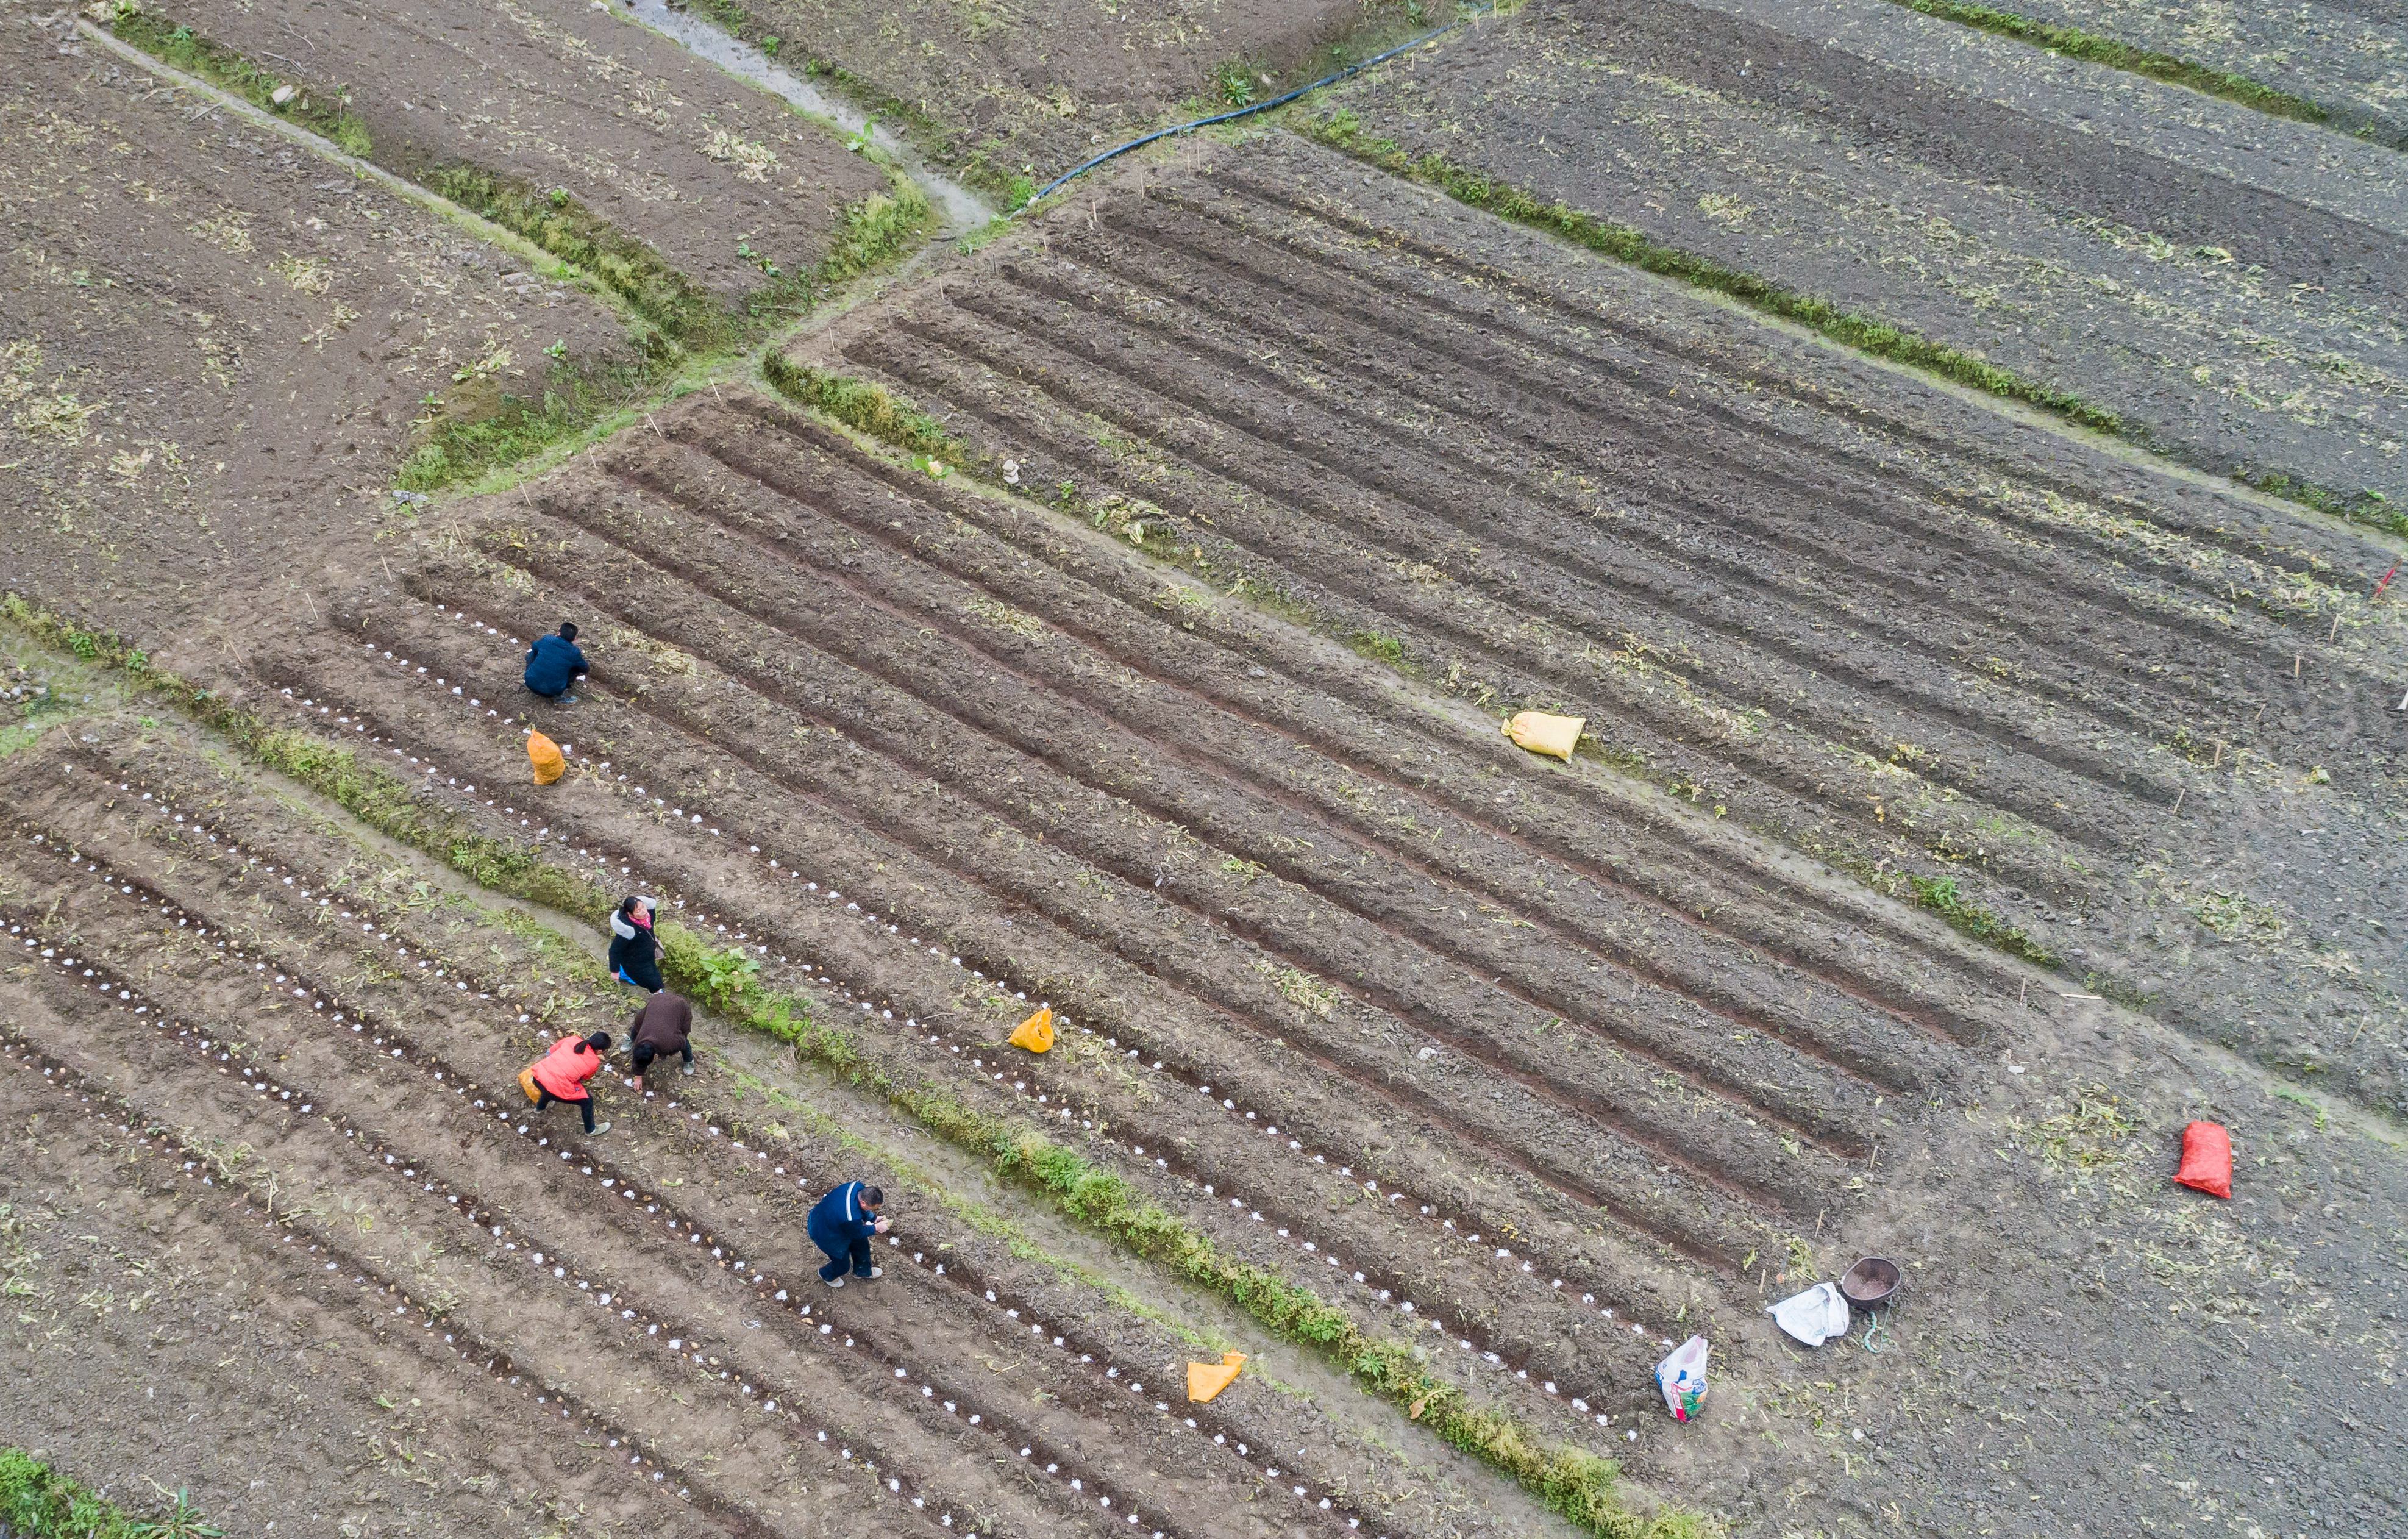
[2174,1120,2232,1199]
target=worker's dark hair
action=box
[860,1185,885,1207]
[583,1030,613,1052]
[617,894,644,918]
[559,621,579,642]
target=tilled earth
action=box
[8,1,2408,1534]
[811,134,2408,1124]
[128,0,896,302]
[0,5,632,628]
[1328,0,2408,515]
[1,720,1573,1539]
[1992,0,2408,148]
[700,0,1418,191]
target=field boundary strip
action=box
[1282,112,2406,537]
[1879,0,2405,152]
[0,596,1709,1539]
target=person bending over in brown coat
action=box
[627,989,693,1094]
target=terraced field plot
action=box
[0,11,632,623]
[3,712,1581,1539]
[1327,0,2408,519]
[10,0,2408,1532]
[811,135,2408,1121]
[110,0,897,310]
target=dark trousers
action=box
[631,1041,691,1076]
[815,1233,872,1282]
[535,1090,595,1133]
[616,962,662,993]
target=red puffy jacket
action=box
[529,1034,603,1101]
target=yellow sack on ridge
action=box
[1008,1005,1055,1054]
[527,729,566,785]
[1186,1351,1246,1404]
[1503,710,1584,762]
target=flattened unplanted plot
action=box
[1987,0,2408,146]
[807,135,2408,1116]
[1327,0,2408,516]
[121,0,894,306]
[0,17,629,630]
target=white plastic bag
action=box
[1767,1282,1852,1348]
[1655,1334,1709,1421]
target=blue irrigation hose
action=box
[1022,3,1496,208]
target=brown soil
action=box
[140,0,894,301]
[805,134,2408,1127]
[7,5,2408,1533]
[705,0,1418,190]
[0,720,1552,1539]
[0,12,630,631]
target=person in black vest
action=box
[608,895,661,993]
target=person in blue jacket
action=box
[523,621,587,702]
[807,1180,888,1286]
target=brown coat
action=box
[628,991,692,1057]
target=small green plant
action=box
[1210,60,1258,109]
[846,116,878,155]
[1906,873,2057,966]
[0,1449,223,1538]
[760,34,781,56]
[543,339,568,362]
[689,943,763,1009]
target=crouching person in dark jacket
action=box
[626,989,693,1093]
[524,622,587,702]
[807,1180,887,1286]
[608,895,662,993]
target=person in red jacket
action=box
[523,1029,613,1137]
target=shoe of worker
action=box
[588,1121,611,1137]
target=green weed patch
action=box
[761,358,970,461]
[7,598,1699,1539]
[106,4,373,155]
[0,1448,220,1539]
[1906,874,2058,966]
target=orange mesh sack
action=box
[527,730,566,785]
[2174,1119,2232,1199]
[517,1065,543,1105]
[1008,1005,1055,1054]
[1186,1351,1245,1404]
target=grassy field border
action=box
[1289,112,2403,535]
[2,596,1704,1539]
[1882,0,2370,141]
[0,1448,220,1538]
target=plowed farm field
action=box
[811,135,2408,1122]
[9,15,2408,1538]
